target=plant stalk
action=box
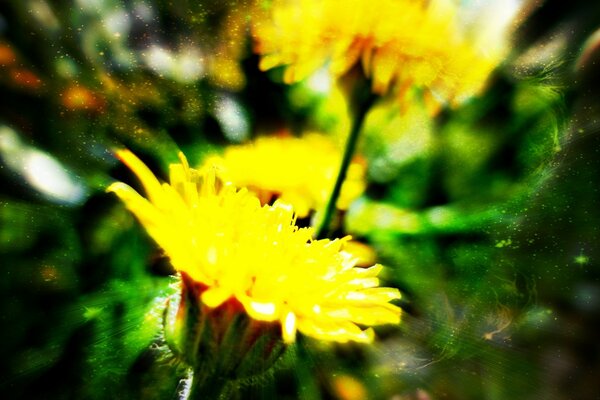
[316,92,376,239]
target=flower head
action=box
[108,149,400,343]
[203,133,366,217]
[253,0,510,106]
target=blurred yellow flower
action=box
[108,149,400,343]
[253,0,510,106]
[331,374,368,400]
[203,133,366,217]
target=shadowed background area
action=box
[1,1,600,399]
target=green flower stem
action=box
[316,92,377,239]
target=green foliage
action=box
[1,1,600,399]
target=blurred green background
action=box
[1,1,600,399]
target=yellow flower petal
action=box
[240,296,280,321]
[201,286,232,308]
[114,149,164,205]
[297,318,374,343]
[282,311,297,343]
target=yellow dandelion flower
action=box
[108,149,400,343]
[253,0,509,106]
[203,133,366,217]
